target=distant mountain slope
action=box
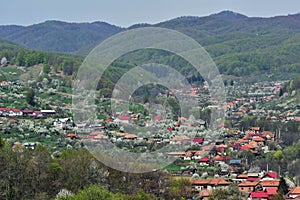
[0,11,300,79]
[154,11,300,78]
[0,21,123,53]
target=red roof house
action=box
[154,116,163,121]
[192,137,204,144]
[261,172,278,180]
[251,191,269,199]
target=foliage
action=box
[26,88,35,106]
[57,185,120,200]
[208,187,240,200]
[0,21,122,53]
[0,42,83,75]
[278,177,289,195]
[2,12,300,81]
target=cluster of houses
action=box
[161,82,300,125]
[0,107,57,118]
[224,82,300,123]
[167,126,275,162]
[191,171,300,199]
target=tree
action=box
[273,150,284,161]
[26,88,35,106]
[209,188,240,200]
[278,177,289,195]
[58,149,108,193]
[57,185,120,200]
[43,63,51,74]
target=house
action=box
[23,142,37,150]
[232,173,249,184]
[184,150,204,160]
[261,172,278,181]
[32,111,43,117]
[66,133,77,139]
[251,127,261,134]
[287,187,300,199]
[252,137,265,146]
[261,131,275,141]
[214,155,224,163]
[9,119,18,124]
[214,155,231,164]
[119,114,131,123]
[198,157,210,166]
[261,180,280,191]
[9,109,23,116]
[123,133,138,140]
[247,173,260,182]
[0,80,8,86]
[41,110,56,115]
[22,109,34,116]
[0,108,10,116]
[170,135,191,144]
[94,134,109,140]
[237,138,248,145]
[265,187,278,197]
[191,178,230,191]
[238,181,259,193]
[191,137,204,145]
[154,116,163,121]
[250,191,269,200]
[54,118,73,129]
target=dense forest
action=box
[0,136,192,200]
[1,11,300,79]
[0,42,83,76]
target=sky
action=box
[1,0,299,27]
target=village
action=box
[1,73,300,199]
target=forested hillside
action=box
[0,21,122,53]
[1,11,300,79]
[155,11,300,78]
[0,40,83,76]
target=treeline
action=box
[0,137,191,200]
[212,41,300,77]
[0,42,83,76]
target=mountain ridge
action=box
[0,20,123,53]
[1,11,300,54]
[0,11,300,79]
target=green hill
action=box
[1,11,300,79]
[0,21,123,53]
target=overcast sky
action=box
[1,0,299,27]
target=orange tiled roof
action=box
[171,135,191,141]
[192,179,210,185]
[192,178,230,186]
[123,133,138,139]
[209,178,230,185]
[290,187,300,195]
[238,181,259,187]
[248,141,258,148]
[266,188,278,195]
[251,127,260,131]
[261,180,280,187]
[261,131,274,138]
[253,137,265,142]
[237,174,248,179]
[237,138,248,143]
